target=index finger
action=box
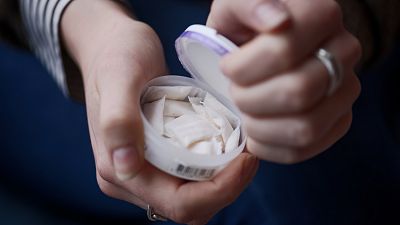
[220,0,343,86]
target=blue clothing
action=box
[0,0,399,224]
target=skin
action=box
[61,1,258,225]
[208,0,361,164]
[61,0,361,224]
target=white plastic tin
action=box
[140,25,245,181]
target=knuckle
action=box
[98,112,140,151]
[99,110,133,136]
[282,78,312,112]
[255,35,296,72]
[269,37,296,69]
[290,120,318,147]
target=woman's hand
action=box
[207,0,361,164]
[61,1,258,224]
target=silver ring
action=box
[315,48,343,95]
[147,205,168,222]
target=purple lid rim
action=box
[178,31,231,56]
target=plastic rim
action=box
[175,24,238,99]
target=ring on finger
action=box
[147,205,168,222]
[315,48,343,95]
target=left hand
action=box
[207,0,361,164]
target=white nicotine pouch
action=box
[140,25,246,181]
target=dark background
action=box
[1,0,400,224]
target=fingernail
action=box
[113,147,140,181]
[255,0,289,31]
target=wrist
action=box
[60,0,134,73]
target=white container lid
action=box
[175,24,239,99]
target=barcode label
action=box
[176,164,215,179]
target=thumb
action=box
[207,0,290,43]
[97,65,150,181]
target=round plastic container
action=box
[140,25,245,181]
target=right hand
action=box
[207,0,361,164]
[61,1,259,224]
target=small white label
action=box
[176,164,215,179]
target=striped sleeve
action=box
[19,0,73,96]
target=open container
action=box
[140,25,246,181]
